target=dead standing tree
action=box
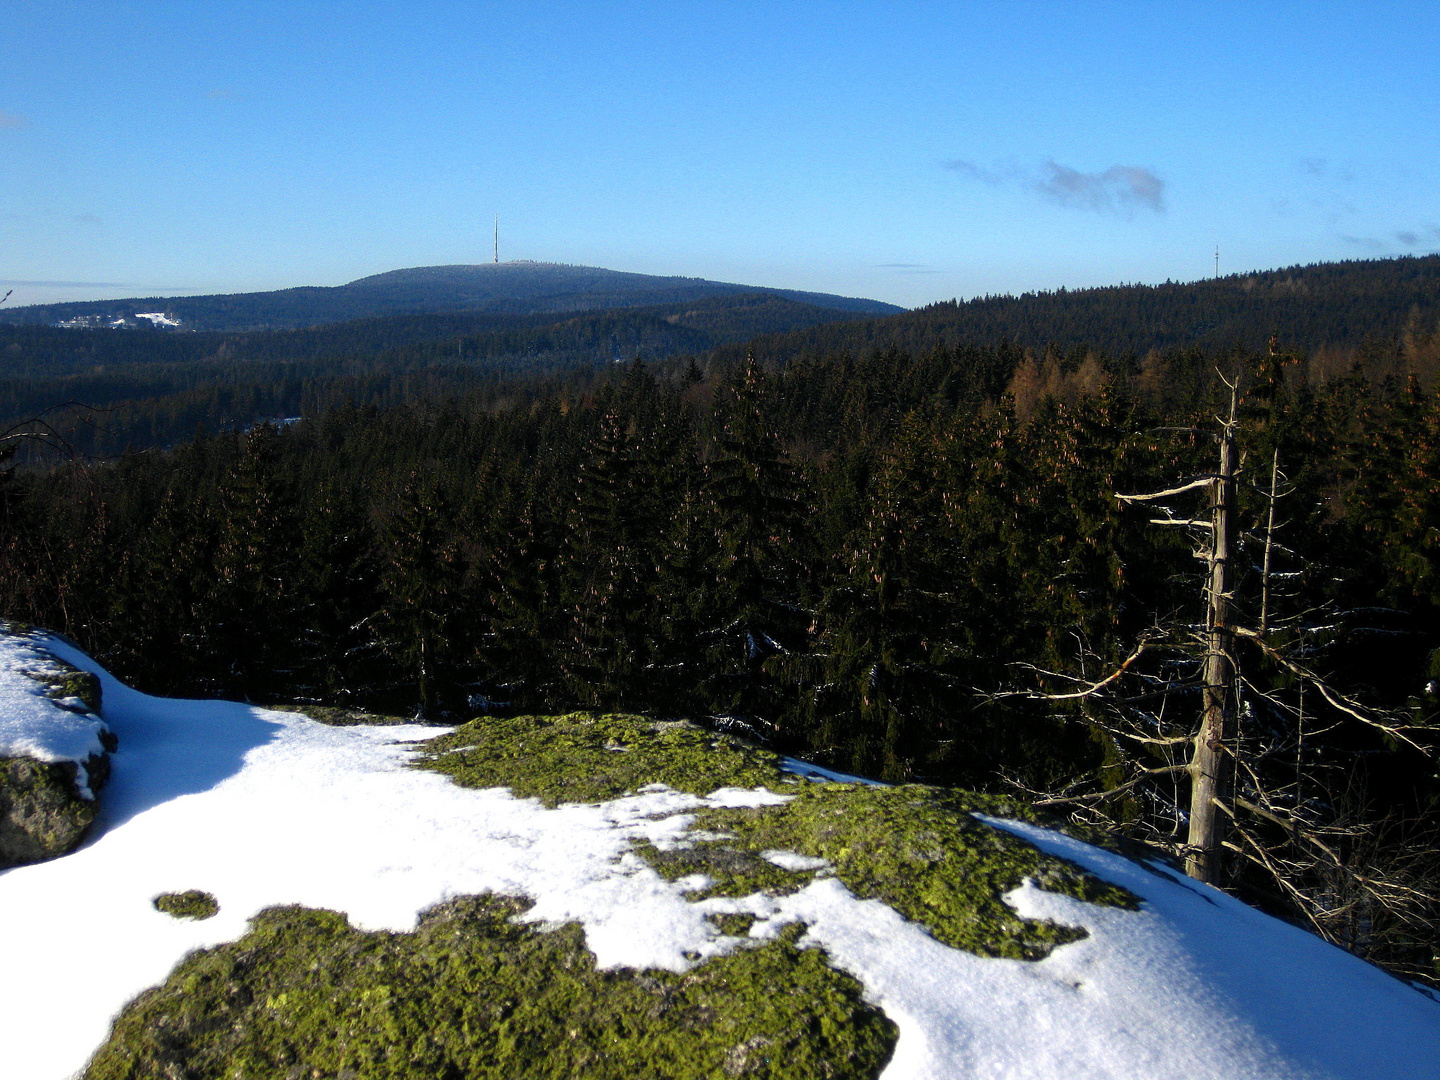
[1001,373,1440,976]
[1114,382,1239,884]
[1000,379,1246,882]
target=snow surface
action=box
[780,755,884,785]
[0,632,109,792]
[2,635,1439,1080]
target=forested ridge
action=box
[737,253,1440,360]
[3,255,1440,986]
[3,254,1435,459]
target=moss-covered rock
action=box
[85,710,1145,1077]
[0,756,104,867]
[153,890,220,920]
[0,641,113,869]
[84,897,898,1080]
[413,712,1138,961]
[45,666,103,716]
[657,784,1138,960]
[413,712,787,805]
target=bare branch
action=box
[1116,477,1213,502]
[1000,639,1159,701]
[1235,626,1436,752]
[1031,763,1188,807]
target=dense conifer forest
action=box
[3,254,1440,985]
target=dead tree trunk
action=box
[1187,401,1237,883]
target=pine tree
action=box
[372,472,464,717]
[699,358,809,728]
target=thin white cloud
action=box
[945,158,1165,215]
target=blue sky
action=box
[2,1,1436,309]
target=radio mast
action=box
[1214,245,1219,280]
[494,216,499,263]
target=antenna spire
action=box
[494,216,499,264]
[1214,245,1219,280]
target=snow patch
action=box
[0,632,107,766]
[762,849,831,872]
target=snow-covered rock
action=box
[0,627,113,869]
[1,632,1438,1080]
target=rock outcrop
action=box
[0,627,114,869]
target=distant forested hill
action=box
[0,262,902,332]
[708,254,1440,365]
[3,254,1438,458]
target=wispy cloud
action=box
[945,158,1165,215]
[72,214,102,225]
[1395,227,1440,247]
[1338,227,1439,252]
[1036,161,1165,214]
[0,110,31,130]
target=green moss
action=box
[706,912,760,937]
[631,839,809,899]
[0,756,97,867]
[153,890,220,921]
[413,713,786,806]
[46,669,103,715]
[642,784,1139,961]
[84,897,897,1080]
[411,712,1138,961]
